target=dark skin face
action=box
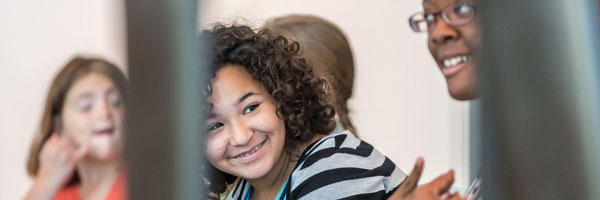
[424,0,481,100]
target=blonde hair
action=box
[265,15,357,135]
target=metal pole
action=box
[125,0,205,199]
[481,0,600,199]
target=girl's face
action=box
[204,66,286,180]
[61,73,125,162]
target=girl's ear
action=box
[53,115,63,134]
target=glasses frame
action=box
[408,2,478,32]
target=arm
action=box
[388,157,465,200]
[24,134,88,200]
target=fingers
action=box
[426,169,455,195]
[40,133,61,156]
[49,133,60,141]
[441,191,461,200]
[72,143,89,161]
[42,133,88,163]
[386,157,425,200]
[396,157,425,195]
[447,192,466,200]
[45,132,69,148]
[43,133,61,148]
[440,191,451,200]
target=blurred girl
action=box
[25,57,128,200]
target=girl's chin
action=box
[237,169,269,180]
[88,153,122,162]
[87,146,123,162]
[229,162,273,180]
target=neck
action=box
[248,134,324,199]
[76,158,122,198]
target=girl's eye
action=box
[107,91,122,107]
[454,3,472,15]
[207,123,224,132]
[424,13,435,22]
[243,104,260,114]
[77,99,93,112]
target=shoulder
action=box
[289,131,407,199]
[226,179,251,200]
[300,131,394,170]
[304,131,372,159]
[53,185,80,200]
[106,171,128,200]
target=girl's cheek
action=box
[206,135,228,161]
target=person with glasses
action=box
[409,0,480,100]
[409,1,482,199]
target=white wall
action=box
[0,0,126,199]
[200,0,471,187]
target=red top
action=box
[53,172,127,200]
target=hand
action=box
[411,170,465,200]
[25,133,88,200]
[388,157,465,200]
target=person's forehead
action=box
[423,0,477,5]
[422,0,471,10]
[68,74,114,95]
[211,67,262,104]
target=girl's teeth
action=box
[443,55,470,68]
[236,142,263,158]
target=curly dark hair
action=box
[199,24,337,197]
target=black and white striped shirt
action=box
[227,131,406,200]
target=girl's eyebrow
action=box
[76,93,94,102]
[236,92,257,105]
[105,87,118,95]
[207,92,261,119]
[207,112,216,119]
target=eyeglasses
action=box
[409,2,477,32]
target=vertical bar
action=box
[469,100,482,181]
[481,0,600,199]
[125,0,205,199]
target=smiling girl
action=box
[24,57,128,200]
[200,25,461,200]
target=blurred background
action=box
[0,0,126,199]
[2,0,474,199]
